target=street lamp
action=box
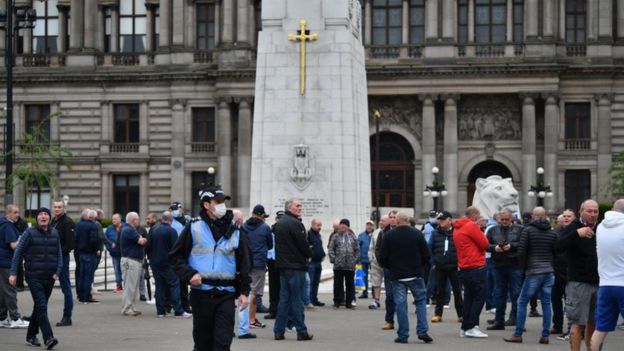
[62,194,70,207]
[207,166,216,186]
[423,166,447,212]
[527,167,553,207]
[373,110,381,225]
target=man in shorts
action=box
[367,215,388,309]
[556,199,600,351]
[590,199,624,351]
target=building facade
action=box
[0,0,622,218]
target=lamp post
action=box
[373,110,381,225]
[62,194,69,208]
[207,166,216,186]
[1,3,37,204]
[423,166,447,213]
[527,167,553,207]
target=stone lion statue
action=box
[472,175,520,219]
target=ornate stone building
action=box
[0,0,621,218]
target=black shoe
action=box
[21,315,31,322]
[140,295,147,301]
[312,301,326,307]
[418,334,433,343]
[56,319,72,327]
[529,310,542,317]
[504,319,516,326]
[238,333,257,339]
[45,337,58,350]
[264,314,276,320]
[26,337,41,347]
[345,304,355,309]
[394,337,408,344]
[297,333,313,341]
[358,293,368,299]
[274,335,285,340]
[487,318,496,324]
[487,323,505,330]
[333,304,340,309]
[256,305,270,313]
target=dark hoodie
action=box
[242,217,273,270]
[556,218,599,284]
[517,219,557,275]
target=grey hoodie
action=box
[596,210,624,286]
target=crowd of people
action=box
[2,188,624,351]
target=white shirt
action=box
[596,210,624,286]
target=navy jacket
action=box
[75,219,101,255]
[149,222,178,269]
[242,218,273,269]
[11,225,62,279]
[0,216,21,268]
[308,229,325,262]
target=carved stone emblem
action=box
[368,97,422,140]
[290,144,313,190]
[458,95,522,141]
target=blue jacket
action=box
[11,225,62,279]
[75,219,101,255]
[242,218,273,269]
[104,223,126,257]
[149,222,178,269]
[0,216,21,268]
[308,229,325,262]
[358,231,372,264]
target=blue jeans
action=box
[58,254,73,319]
[111,255,123,285]
[274,269,308,337]
[303,271,311,306]
[25,277,55,342]
[151,265,183,315]
[492,266,523,323]
[514,273,554,337]
[384,268,396,323]
[238,292,250,336]
[361,262,370,294]
[77,254,97,302]
[393,278,428,340]
[459,267,487,331]
[308,261,322,304]
[485,258,495,310]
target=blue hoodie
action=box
[242,217,273,269]
[0,216,21,268]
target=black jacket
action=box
[168,210,251,295]
[50,213,75,256]
[11,225,62,279]
[553,226,568,281]
[378,226,430,280]
[486,224,523,268]
[273,211,311,271]
[74,220,101,255]
[308,229,325,262]
[517,220,557,275]
[430,227,458,270]
[556,218,599,284]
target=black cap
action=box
[339,218,350,227]
[429,210,437,218]
[37,207,51,217]
[169,202,182,211]
[198,186,231,202]
[253,204,269,218]
[275,211,285,219]
[436,211,453,220]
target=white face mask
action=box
[214,203,227,219]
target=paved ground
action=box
[2,281,623,351]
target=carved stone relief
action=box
[458,95,522,141]
[368,97,422,141]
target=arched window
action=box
[371,132,415,208]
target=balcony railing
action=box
[564,138,591,150]
[368,45,401,59]
[194,50,214,63]
[109,143,140,153]
[111,53,140,66]
[22,54,51,67]
[458,44,507,57]
[566,44,586,57]
[190,142,216,153]
[408,45,423,58]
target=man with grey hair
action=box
[120,212,147,316]
[590,199,624,351]
[74,208,101,304]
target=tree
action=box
[6,113,71,212]
[606,151,624,197]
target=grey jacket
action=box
[328,231,360,271]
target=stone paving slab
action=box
[1,286,623,351]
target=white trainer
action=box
[464,327,488,338]
[0,318,11,328]
[175,312,192,319]
[10,318,29,329]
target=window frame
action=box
[113,174,140,217]
[196,3,216,50]
[474,0,507,44]
[25,104,51,144]
[113,104,140,144]
[371,0,403,45]
[409,0,425,45]
[565,0,586,43]
[33,0,60,54]
[119,0,147,53]
[192,107,216,143]
[564,102,591,140]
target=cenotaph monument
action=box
[249,0,371,229]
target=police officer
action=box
[169,186,251,351]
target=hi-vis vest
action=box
[188,220,240,292]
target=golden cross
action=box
[288,19,319,95]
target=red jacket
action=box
[453,217,489,270]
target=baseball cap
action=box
[252,204,269,218]
[198,186,231,202]
[436,211,453,220]
[169,202,182,210]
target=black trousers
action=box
[190,289,235,351]
[435,268,463,318]
[333,269,355,306]
[267,260,280,316]
[180,280,190,311]
[552,275,567,330]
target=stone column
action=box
[84,0,97,50]
[249,0,257,47]
[618,0,624,39]
[587,0,596,41]
[421,95,437,213]
[50,102,60,143]
[57,7,69,53]
[23,28,32,54]
[100,101,111,142]
[172,0,185,46]
[442,0,455,40]
[364,0,372,45]
[521,95,536,213]
[468,0,475,42]
[237,99,252,208]
[237,0,249,43]
[145,5,155,52]
[140,172,149,218]
[70,0,84,50]
[222,0,234,43]
[170,100,186,204]
[111,5,120,53]
[215,1,221,47]
[139,101,148,143]
[598,0,613,39]
[96,5,104,52]
[597,94,612,201]
[526,0,538,39]
[217,100,232,193]
[543,94,559,211]
[543,0,555,39]
[402,0,409,45]
[506,0,513,42]
[185,1,196,48]
[159,0,171,48]
[559,0,566,41]
[425,0,438,41]
[101,173,112,217]
[443,95,458,214]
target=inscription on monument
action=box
[273,197,330,218]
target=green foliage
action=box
[606,151,624,198]
[4,113,72,208]
[598,202,612,223]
